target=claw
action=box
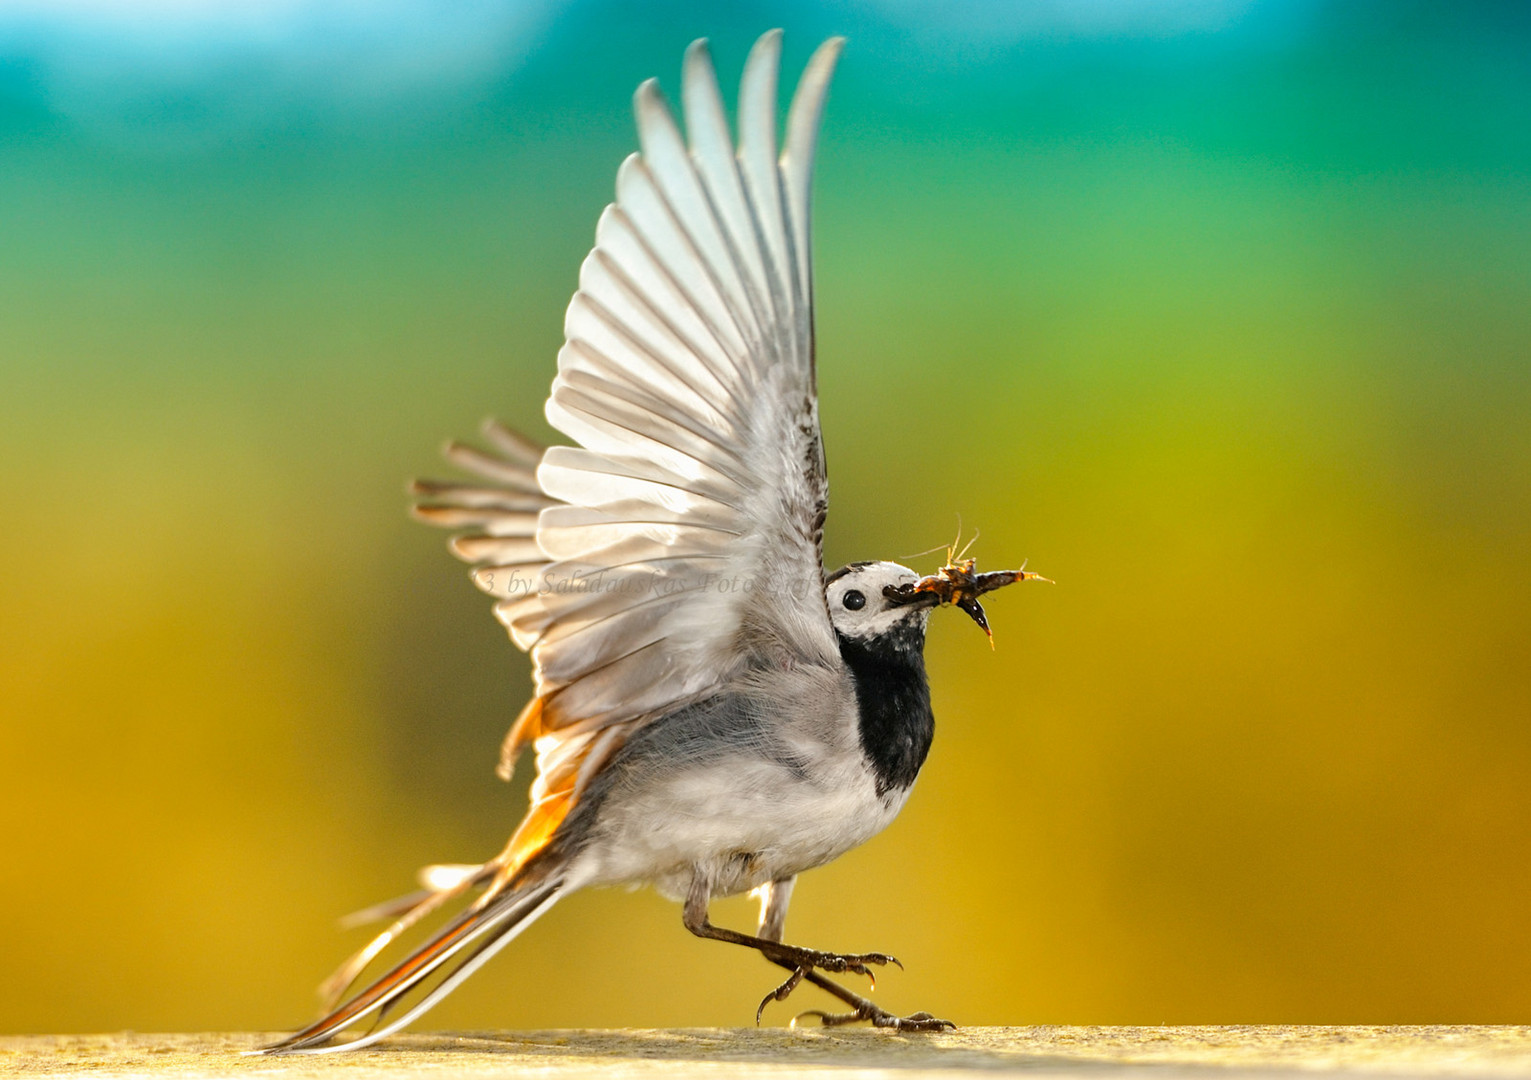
[841,960,872,985]
[756,966,806,1025]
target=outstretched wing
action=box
[417,31,844,877]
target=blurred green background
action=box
[3,0,1529,1035]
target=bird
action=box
[262,29,1047,1055]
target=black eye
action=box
[842,589,866,611]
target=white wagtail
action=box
[264,30,1047,1054]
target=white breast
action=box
[572,666,911,900]
[582,751,908,900]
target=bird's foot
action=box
[795,1005,956,1033]
[752,947,901,1024]
[763,945,901,983]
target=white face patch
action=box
[824,561,931,641]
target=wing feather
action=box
[681,42,772,329]
[612,158,753,373]
[414,33,845,876]
[633,81,768,352]
[442,442,543,492]
[737,31,794,360]
[448,535,545,565]
[594,206,746,383]
[781,38,844,358]
[549,373,750,477]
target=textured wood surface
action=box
[5,1027,1531,1078]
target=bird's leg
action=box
[684,874,954,1032]
[755,876,794,944]
[751,877,806,1021]
[683,877,896,983]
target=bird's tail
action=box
[259,864,566,1055]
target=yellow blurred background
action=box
[2,0,1529,1034]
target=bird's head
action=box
[824,561,931,643]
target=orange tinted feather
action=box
[497,695,546,780]
[491,789,573,890]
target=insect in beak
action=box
[883,533,1052,647]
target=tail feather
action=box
[338,864,490,931]
[260,876,564,1055]
[320,862,497,1008]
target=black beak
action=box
[882,585,940,610]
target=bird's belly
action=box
[578,755,909,900]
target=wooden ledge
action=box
[6,1026,1530,1078]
